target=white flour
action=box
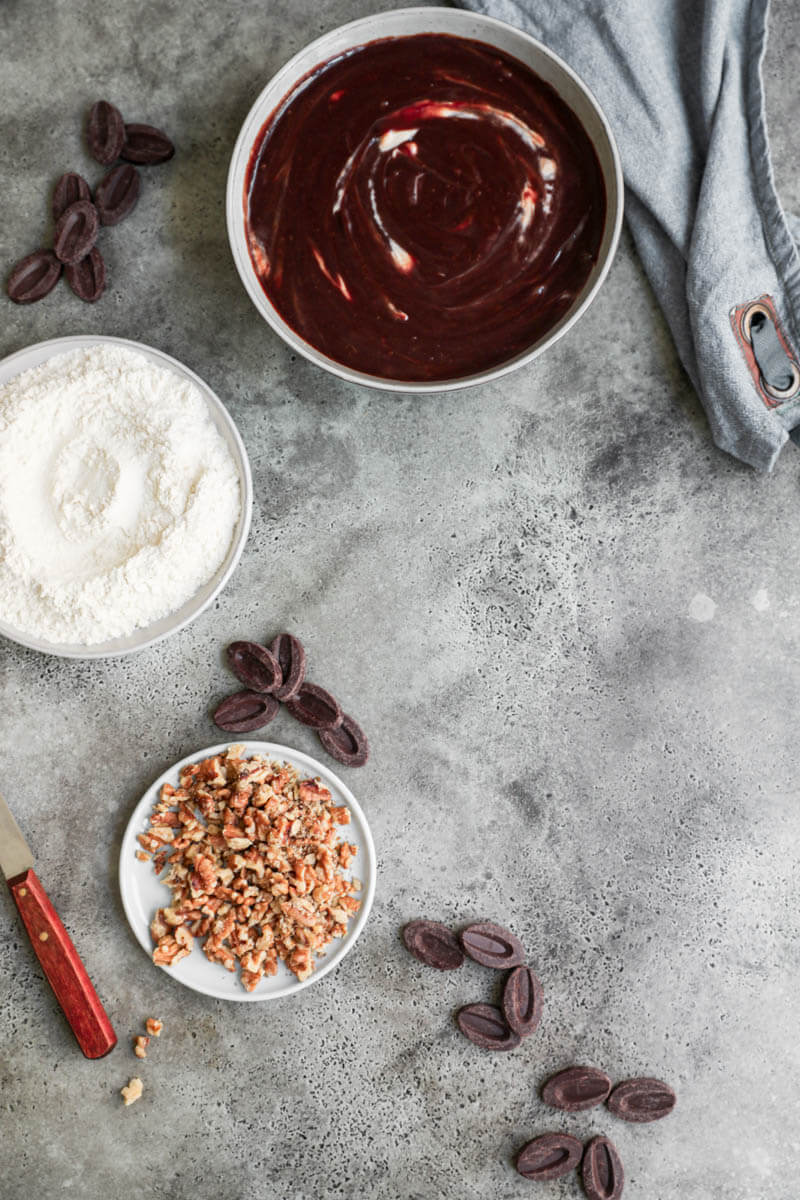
[0,344,242,645]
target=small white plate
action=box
[0,335,252,659]
[119,742,377,1002]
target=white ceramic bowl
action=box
[227,6,623,393]
[0,335,252,659]
[119,741,377,1002]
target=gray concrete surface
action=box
[1,1,799,1197]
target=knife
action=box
[0,793,117,1058]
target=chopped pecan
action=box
[121,1078,143,1106]
[195,854,217,890]
[339,842,357,869]
[150,909,169,942]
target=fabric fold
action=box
[457,0,800,470]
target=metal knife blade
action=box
[0,793,35,881]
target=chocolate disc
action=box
[607,1077,676,1123]
[460,921,525,969]
[121,123,175,164]
[53,200,99,266]
[227,641,282,693]
[542,1066,612,1113]
[95,163,141,226]
[502,965,544,1038]
[213,690,279,733]
[65,247,106,303]
[318,712,369,767]
[402,920,463,970]
[581,1136,624,1200]
[87,99,125,165]
[7,250,61,304]
[52,172,91,221]
[285,682,341,730]
[269,632,306,701]
[516,1133,583,1181]
[456,1004,520,1052]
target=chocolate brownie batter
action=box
[245,34,606,381]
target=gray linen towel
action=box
[457,0,800,471]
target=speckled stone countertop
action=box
[1,2,799,1198]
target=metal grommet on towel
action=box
[740,301,772,344]
[761,359,800,400]
[738,300,800,400]
[731,294,800,407]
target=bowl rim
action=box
[226,4,624,393]
[0,334,253,660]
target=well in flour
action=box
[0,344,242,645]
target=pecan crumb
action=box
[121,1077,143,1106]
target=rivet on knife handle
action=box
[8,868,117,1059]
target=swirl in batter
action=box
[245,34,606,381]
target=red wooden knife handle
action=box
[8,868,117,1059]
